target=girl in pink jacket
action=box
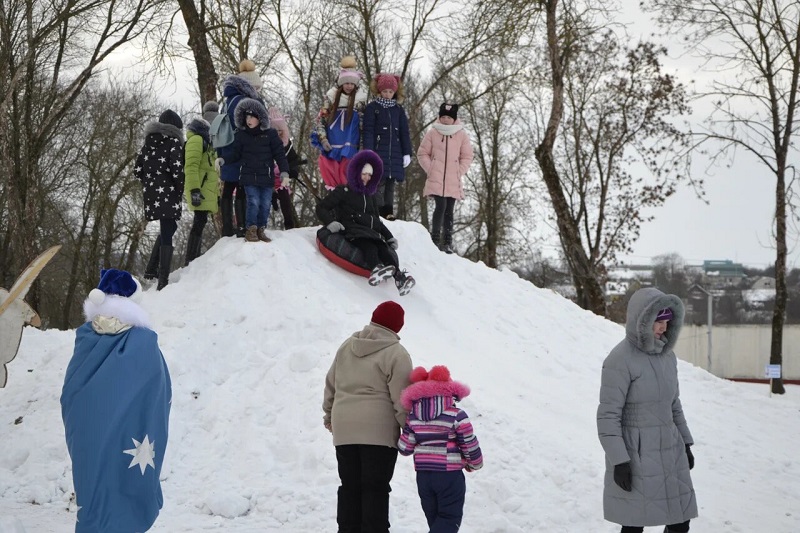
[417,103,474,254]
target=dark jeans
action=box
[190,210,209,236]
[271,187,295,229]
[243,185,273,228]
[159,218,178,246]
[335,444,398,533]
[352,238,398,270]
[417,470,466,533]
[621,521,690,533]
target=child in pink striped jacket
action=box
[398,365,482,533]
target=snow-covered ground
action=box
[1,221,798,532]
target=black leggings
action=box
[353,238,398,270]
[222,181,244,200]
[271,187,295,229]
[159,218,178,246]
[431,195,456,232]
[621,521,690,533]
[190,211,209,236]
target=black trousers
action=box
[190,211,209,235]
[352,238,398,270]
[621,521,690,533]
[271,187,295,229]
[378,177,396,217]
[336,444,398,533]
[431,195,456,240]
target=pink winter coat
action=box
[418,119,474,200]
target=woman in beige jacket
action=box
[323,301,413,533]
[418,103,474,254]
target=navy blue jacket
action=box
[362,101,412,182]
[226,127,288,188]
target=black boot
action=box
[442,212,455,254]
[144,236,161,280]
[157,245,173,291]
[220,197,234,237]
[184,232,202,266]
[234,191,247,238]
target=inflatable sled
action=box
[316,227,398,278]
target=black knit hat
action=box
[439,103,459,120]
[158,109,183,130]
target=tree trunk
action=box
[770,168,787,394]
[177,0,218,104]
[534,0,605,316]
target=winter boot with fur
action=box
[144,236,161,280]
[368,264,396,286]
[257,227,272,243]
[220,197,234,237]
[156,245,173,291]
[234,192,247,238]
[244,225,260,242]
[394,269,416,296]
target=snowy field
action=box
[1,221,798,532]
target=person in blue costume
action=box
[61,268,172,533]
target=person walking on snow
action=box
[418,103,474,254]
[315,149,416,295]
[362,73,413,220]
[323,301,413,533]
[134,109,184,290]
[597,287,698,533]
[219,98,289,243]
[398,365,483,533]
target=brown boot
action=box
[245,225,259,242]
[257,227,272,243]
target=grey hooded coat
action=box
[597,287,698,527]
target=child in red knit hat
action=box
[398,365,483,532]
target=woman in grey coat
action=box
[597,287,698,533]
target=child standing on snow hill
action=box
[418,103,474,254]
[269,106,300,230]
[183,117,219,266]
[398,365,483,533]
[311,56,367,189]
[362,73,413,220]
[222,98,289,243]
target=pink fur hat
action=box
[400,365,470,410]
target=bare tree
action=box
[644,0,800,393]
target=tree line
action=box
[2,0,798,391]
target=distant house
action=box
[750,276,775,291]
[703,259,746,288]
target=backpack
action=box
[209,98,236,149]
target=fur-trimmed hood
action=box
[625,287,685,355]
[222,74,261,100]
[186,118,210,144]
[345,149,383,195]
[83,295,153,332]
[234,98,270,130]
[144,121,184,142]
[400,366,471,411]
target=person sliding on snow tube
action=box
[316,149,415,296]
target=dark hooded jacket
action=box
[362,100,412,182]
[224,98,288,188]
[315,150,394,242]
[134,121,184,221]
[597,287,697,527]
[217,75,262,183]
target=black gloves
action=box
[686,445,694,470]
[614,462,632,492]
[190,188,204,207]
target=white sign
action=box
[764,364,782,379]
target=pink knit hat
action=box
[375,73,399,93]
[400,365,471,410]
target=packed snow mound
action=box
[1,221,799,532]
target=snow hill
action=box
[1,221,799,533]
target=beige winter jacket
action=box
[323,323,413,447]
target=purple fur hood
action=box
[346,150,383,195]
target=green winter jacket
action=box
[183,131,219,213]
